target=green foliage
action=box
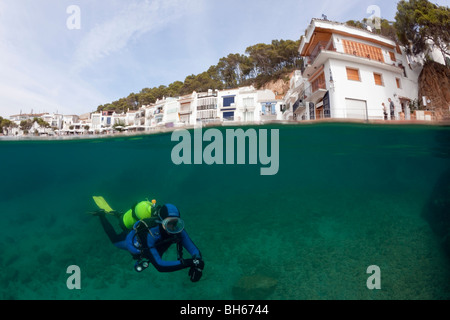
[0,117,17,134]
[33,117,50,128]
[20,120,33,131]
[346,18,398,41]
[217,53,253,88]
[0,117,13,128]
[18,118,50,132]
[395,0,450,60]
[113,120,126,132]
[97,39,301,113]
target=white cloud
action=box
[0,29,107,117]
[71,0,196,74]
[0,48,107,117]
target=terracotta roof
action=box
[10,113,48,117]
[310,18,397,44]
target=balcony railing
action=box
[179,105,192,114]
[305,39,336,66]
[311,73,326,93]
[261,114,277,121]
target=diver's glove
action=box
[188,259,204,282]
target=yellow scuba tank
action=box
[122,199,157,229]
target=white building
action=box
[9,113,47,126]
[284,70,306,120]
[178,93,196,126]
[90,113,102,132]
[218,86,285,123]
[124,109,145,131]
[297,19,423,121]
[220,86,258,123]
[90,111,114,132]
[163,98,182,128]
[40,113,64,129]
[196,90,219,125]
[152,99,168,127]
[258,89,284,122]
[62,115,80,129]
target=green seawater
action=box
[0,123,449,300]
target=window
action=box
[389,52,396,62]
[396,78,402,89]
[223,96,235,107]
[401,65,407,78]
[197,97,217,110]
[311,72,326,92]
[243,98,254,107]
[244,111,254,122]
[198,109,217,120]
[223,111,234,121]
[346,67,360,81]
[309,102,315,120]
[262,103,275,115]
[373,73,383,86]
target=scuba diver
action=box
[92,197,204,282]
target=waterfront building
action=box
[258,89,284,122]
[296,19,422,121]
[62,115,80,129]
[211,86,283,124]
[283,70,306,121]
[217,88,240,122]
[196,90,219,125]
[163,98,182,128]
[41,113,64,129]
[178,93,195,126]
[152,98,168,127]
[125,109,146,132]
[9,113,48,125]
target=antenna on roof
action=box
[322,14,328,21]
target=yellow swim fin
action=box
[93,196,114,213]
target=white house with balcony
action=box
[152,98,168,127]
[40,113,64,129]
[196,90,219,125]
[298,19,422,121]
[283,70,307,120]
[258,89,284,122]
[217,88,240,122]
[9,113,47,126]
[144,104,156,128]
[178,93,197,126]
[217,86,260,123]
[163,98,182,128]
[125,109,146,131]
[62,115,80,129]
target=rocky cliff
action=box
[257,72,292,97]
[418,61,450,120]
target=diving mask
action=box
[161,217,185,234]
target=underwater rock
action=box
[232,275,278,300]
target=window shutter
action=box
[346,68,360,81]
[374,73,383,86]
[389,52,396,62]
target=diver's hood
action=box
[159,204,181,219]
[157,204,184,234]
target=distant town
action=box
[2,19,448,138]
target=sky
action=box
[0,0,448,117]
